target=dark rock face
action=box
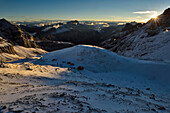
[0,19,37,48]
[20,25,43,34]
[100,22,143,50]
[35,21,102,46]
[147,8,170,28]
[50,30,101,45]
[163,8,170,15]
[67,20,79,25]
[121,23,142,34]
[37,41,74,52]
[0,37,15,54]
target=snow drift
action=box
[40,45,132,72]
[39,45,170,85]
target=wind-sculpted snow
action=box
[0,45,170,113]
[40,45,132,73]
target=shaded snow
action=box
[0,45,170,113]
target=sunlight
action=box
[151,13,158,19]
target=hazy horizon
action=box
[0,0,170,22]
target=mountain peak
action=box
[162,8,170,16]
[0,18,11,24]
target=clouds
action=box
[110,16,142,22]
[132,10,159,22]
[133,11,157,14]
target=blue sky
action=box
[0,0,170,22]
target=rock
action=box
[77,66,84,70]
[158,106,166,110]
[146,88,150,90]
[2,106,7,109]
[52,59,56,61]
[67,62,71,64]
[100,8,170,61]
[70,63,74,66]
[0,19,37,48]
[0,37,15,54]
[0,77,2,81]
[35,22,102,46]
[67,20,79,25]
[151,109,156,111]
[36,41,74,52]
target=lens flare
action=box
[151,14,158,19]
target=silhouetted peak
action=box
[0,18,11,24]
[67,20,79,25]
[162,8,170,16]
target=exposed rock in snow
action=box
[0,37,15,54]
[100,8,170,62]
[0,45,170,113]
[0,19,37,48]
[37,41,74,52]
[40,45,131,72]
[0,45,46,62]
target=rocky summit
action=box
[0,19,36,48]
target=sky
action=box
[0,0,170,22]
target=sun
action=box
[151,14,158,19]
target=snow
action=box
[0,45,170,112]
[51,26,70,34]
[42,25,70,34]
[42,26,53,32]
[108,26,170,62]
[30,32,36,36]
[0,37,11,47]
[124,29,170,61]
[0,45,46,62]
[40,45,132,73]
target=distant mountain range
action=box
[0,19,46,62]
[0,8,170,62]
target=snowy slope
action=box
[38,45,170,85]
[114,27,170,61]
[0,45,170,113]
[0,45,46,62]
[40,45,131,72]
[101,8,170,62]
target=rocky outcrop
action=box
[147,8,170,28]
[0,37,15,54]
[37,41,74,51]
[100,8,170,61]
[0,19,37,48]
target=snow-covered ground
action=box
[120,27,170,62]
[0,45,170,113]
[0,45,46,62]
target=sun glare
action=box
[151,14,158,19]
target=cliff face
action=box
[0,19,36,48]
[0,37,15,54]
